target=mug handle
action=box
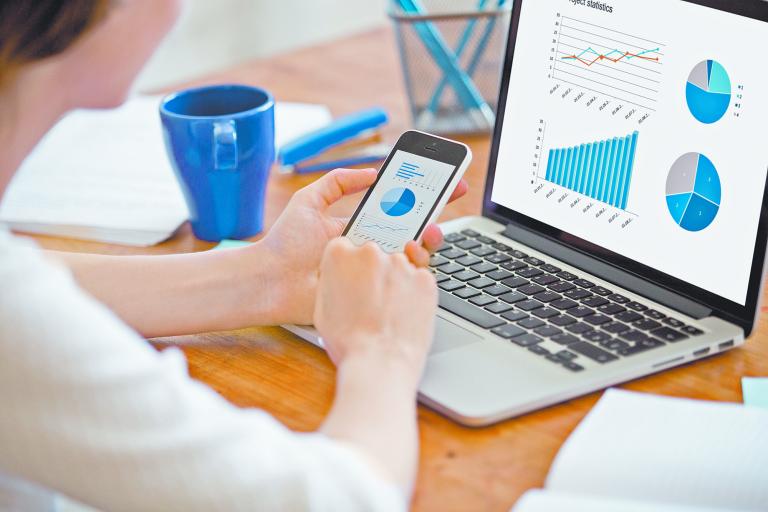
[213,120,238,171]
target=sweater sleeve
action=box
[0,232,405,512]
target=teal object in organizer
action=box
[686,60,731,124]
[545,131,639,210]
[381,187,416,217]
[665,153,721,232]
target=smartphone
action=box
[343,130,472,253]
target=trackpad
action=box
[431,316,483,354]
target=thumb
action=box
[297,168,378,210]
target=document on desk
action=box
[513,389,768,512]
[0,96,332,246]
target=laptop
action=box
[288,0,768,426]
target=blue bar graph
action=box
[396,162,425,180]
[545,131,639,210]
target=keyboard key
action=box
[615,311,643,323]
[566,323,593,335]
[645,309,666,320]
[456,239,481,250]
[502,276,529,289]
[486,253,512,264]
[626,301,648,312]
[532,307,560,319]
[534,326,562,337]
[519,317,545,330]
[439,263,464,275]
[439,290,506,329]
[633,319,662,331]
[528,345,550,356]
[573,279,595,288]
[563,361,585,372]
[501,260,527,271]
[662,317,686,328]
[550,315,577,327]
[492,242,512,251]
[568,306,594,318]
[439,280,464,292]
[603,322,631,334]
[532,275,559,286]
[510,250,528,259]
[486,269,513,281]
[540,264,562,273]
[650,327,689,343]
[471,262,497,274]
[549,281,576,293]
[597,303,626,315]
[456,255,482,266]
[519,284,546,296]
[517,299,545,311]
[556,350,578,361]
[583,331,612,343]
[453,270,480,282]
[546,354,564,364]
[552,333,580,345]
[583,314,612,326]
[486,302,513,314]
[524,257,545,266]
[551,298,579,310]
[469,294,497,307]
[461,229,480,237]
[582,296,609,308]
[602,339,630,351]
[533,291,561,303]
[502,310,529,322]
[477,235,496,245]
[557,271,578,281]
[441,249,466,260]
[517,268,544,278]
[483,285,510,297]
[607,293,630,304]
[591,286,613,296]
[471,247,496,258]
[491,324,526,339]
[500,292,527,304]
[570,342,618,363]
[469,277,495,289]
[619,330,650,343]
[511,334,544,347]
[564,289,592,300]
[454,287,481,299]
[444,233,466,243]
[435,273,450,284]
[682,325,704,336]
[619,338,665,356]
[436,243,452,253]
[430,256,450,267]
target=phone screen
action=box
[345,149,459,253]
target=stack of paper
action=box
[0,96,331,246]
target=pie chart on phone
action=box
[381,187,416,217]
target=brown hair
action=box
[0,0,110,85]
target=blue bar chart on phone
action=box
[544,131,639,211]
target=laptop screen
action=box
[490,0,768,306]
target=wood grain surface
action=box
[25,28,768,512]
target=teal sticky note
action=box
[742,377,768,409]
[213,239,253,250]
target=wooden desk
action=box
[30,29,768,512]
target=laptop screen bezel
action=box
[482,0,768,334]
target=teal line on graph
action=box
[360,223,409,232]
[562,47,661,66]
[545,131,639,210]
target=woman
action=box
[0,1,468,510]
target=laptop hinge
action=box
[501,223,712,319]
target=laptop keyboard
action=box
[432,229,705,373]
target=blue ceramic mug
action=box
[160,84,275,241]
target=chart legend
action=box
[545,131,639,210]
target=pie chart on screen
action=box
[685,60,731,124]
[381,187,416,217]
[665,152,721,232]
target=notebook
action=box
[513,389,768,512]
[0,96,331,246]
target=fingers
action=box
[420,224,444,254]
[447,179,469,203]
[404,241,431,268]
[297,168,378,210]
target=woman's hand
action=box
[261,168,467,325]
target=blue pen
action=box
[396,0,494,129]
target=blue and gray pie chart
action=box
[381,187,416,217]
[665,152,721,232]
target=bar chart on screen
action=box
[543,131,639,211]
